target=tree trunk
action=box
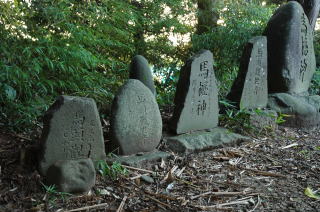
[196,0,219,35]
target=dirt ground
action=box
[0,121,320,211]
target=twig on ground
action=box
[65,203,109,212]
[195,197,253,210]
[122,165,155,174]
[145,194,174,210]
[129,173,150,180]
[144,190,177,201]
[249,195,261,212]
[11,134,32,141]
[116,195,127,212]
[191,191,259,200]
[176,178,202,190]
[244,168,287,178]
[280,143,299,149]
[176,166,186,177]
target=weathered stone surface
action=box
[165,127,249,154]
[264,1,316,94]
[46,158,96,193]
[39,96,106,175]
[106,150,171,169]
[268,93,320,128]
[227,36,268,109]
[170,50,219,134]
[129,55,156,96]
[249,109,278,130]
[289,0,320,30]
[110,79,162,155]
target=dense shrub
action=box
[0,0,194,132]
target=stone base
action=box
[164,127,250,154]
[106,150,172,169]
[249,109,278,130]
[268,93,320,128]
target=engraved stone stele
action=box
[227,36,268,109]
[38,96,106,175]
[110,79,162,155]
[170,49,219,134]
[289,0,320,30]
[264,1,316,94]
[129,55,156,96]
[46,158,96,193]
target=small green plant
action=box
[219,100,256,134]
[275,113,291,124]
[41,183,71,205]
[96,160,128,180]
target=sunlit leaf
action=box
[304,187,320,199]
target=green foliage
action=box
[96,160,128,180]
[0,0,194,132]
[219,100,255,134]
[219,99,279,134]
[41,183,71,205]
[304,187,320,200]
[309,68,320,95]
[275,112,290,124]
[192,1,275,97]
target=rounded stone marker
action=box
[46,158,96,193]
[129,55,156,96]
[110,79,162,155]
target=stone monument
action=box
[264,1,316,94]
[110,79,162,155]
[170,49,219,134]
[129,55,156,96]
[38,96,106,175]
[289,0,320,30]
[227,36,268,109]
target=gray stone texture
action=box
[170,50,219,134]
[166,127,249,154]
[110,79,162,155]
[227,36,268,109]
[249,109,278,130]
[289,0,320,30]
[39,96,106,175]
[129,55,156,96]
[268,93,320,128]
[264,1,316,94]
[46,158,96,193]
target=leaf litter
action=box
[0,123,320,211]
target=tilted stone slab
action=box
[268,93,320,128]
[110,79,162,155]
[166,127,250,154]
[39,96,106,175]
[46,158,96,193]
[129,55,156,96]
[170,50,219,134]
[227,36,268,109]
[264,1,316,94]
